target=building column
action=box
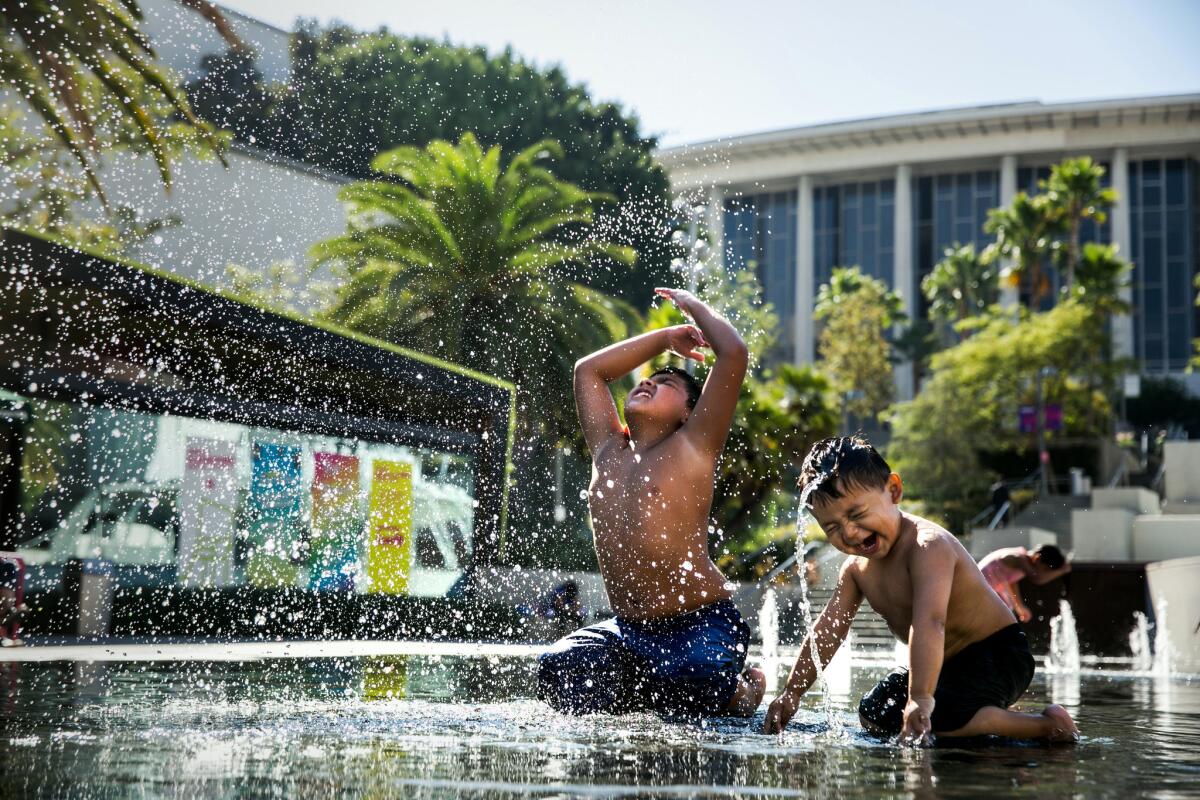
[706,185,725,273]
[795,174,815,364]
[999,154,1019,309]
[893,164,915,400]
[1111,148,1134,360]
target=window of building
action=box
[1131,158,1196,372]
[912,170,999,317]
[723,191,798,362]
[813,179,895,291]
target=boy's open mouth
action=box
[859,532,880,554]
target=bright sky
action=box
[221,0,1200,147]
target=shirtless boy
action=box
[762,436,1078,743]
[978,545,1071,623]
[537,288,765,718]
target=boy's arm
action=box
[655,288,748,458]
[762,560,863,734]
[1007,582,1032,623]
[902,537,957,745]
[573,325,707,455]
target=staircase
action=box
[795,585,896,653]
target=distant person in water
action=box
[537,288,764,719]
[978,545,1071,623]
[762,436,1078,744]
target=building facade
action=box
[660,95,1200,394]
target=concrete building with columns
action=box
[660,94,1200,397]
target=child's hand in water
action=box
[762,691,800,734]
[900,697,934,746]
[664,324,708,361]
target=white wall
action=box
[139,0,294,85]
[94,146,348,298]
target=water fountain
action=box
[1152,598,1173,677]
[1129,611,1154,673]
[759,587,779,661]
[1047,598,1082,673]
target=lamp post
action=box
[1036,366,1058,497]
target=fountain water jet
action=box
[1130,612,1153,673]
[1047,599,1081,673]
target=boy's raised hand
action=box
[655,287,704,318]
[665,324,709,361]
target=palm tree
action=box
[317,133,640,438]
[983,191,1061,309]
[922,243,998,332]
[0,0,239,202]
[1042,157,1117,290]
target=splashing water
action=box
[1130,611,1153,673]
[759,587,779,661]
[794,483,844,737]
[1047,599,1081,673]
[1152,599,1173,677]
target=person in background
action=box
[978,545,1071,623]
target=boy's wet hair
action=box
[650,366,702,411]
[798,435,892,505]
[1031,544,1066,570]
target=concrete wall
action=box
[1072,509,1135,561]
[968,527,1058,560]
[96,147,347,303]
[1164,442,1200,505]
[1132,516,1200,561]
[1091,487,1161,515]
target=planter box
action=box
[1132,515,1200,561]
[1072,509,1135,561]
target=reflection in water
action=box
[1,655,1198,797]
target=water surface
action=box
[2,648,1197,798]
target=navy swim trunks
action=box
[536,599,750,718]
[858,623,1035,736]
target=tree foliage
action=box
[187,24,675,307]
[922,243,998,331]
[1041,156,1116,288]
[0,0,235,200]
[316,133,639,439]
[890,298,1121,530]
[815,267,901,421]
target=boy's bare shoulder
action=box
[903,512,961,565]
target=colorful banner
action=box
[245,442,305,587]
[307,452,362,592]
[366,460,414,595]
[177,437,238,587]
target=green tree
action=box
[189,24,674,308]
[922,243,998,331]
[815,267,902,422]
[984,191,1062,308]
[316,133,639,439]
[1042,157,1116,289]
[889,298,1117,530]
[0,0,236,200]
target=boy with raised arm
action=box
[762,436,1079,744]
[537,288,765,718]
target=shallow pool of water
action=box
[2,646,1198,798]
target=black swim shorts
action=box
[858,623,1035,736]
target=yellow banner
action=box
[366,460,413,594]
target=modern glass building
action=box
[662,95,1200,393]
